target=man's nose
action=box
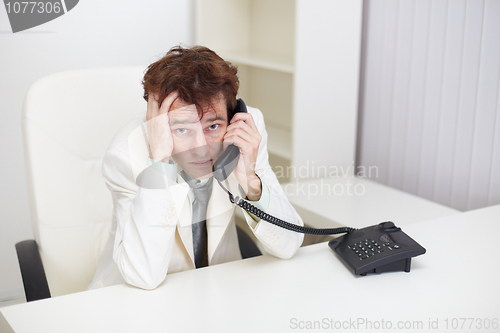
[188,130,209,157]
[193,129,207,147]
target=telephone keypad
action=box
[349,239,403,260]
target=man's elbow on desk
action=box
[254,224,304,260]
[120,269,165,291]
[265,242,303,260]
[114,253,167,290]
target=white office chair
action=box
[17,67,261,301]
[19,67,147,300]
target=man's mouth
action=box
[189,159,212,166]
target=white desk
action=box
[283,177,460,228]
[2,205,499,333]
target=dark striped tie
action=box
[181,171,212,268]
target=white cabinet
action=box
[195,0,363,180]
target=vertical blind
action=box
[357,0,500,211]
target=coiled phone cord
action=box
[217,180,356,235]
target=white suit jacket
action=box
[88,107,304,290]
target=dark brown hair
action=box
[142,45,239,119]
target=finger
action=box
[223,134,246,150]
[230,113,258,133]
[227,117,258,135]
[224,137,258,162]
[225,129,259,148]
[159,90,179,114]
[224,131,259,151]
[146,93,160,121]
[226,120,261,143]
[147,91,179,120]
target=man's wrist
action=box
[246,174,262,201]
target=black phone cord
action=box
[217,180,355,235]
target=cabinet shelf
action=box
[220,51,294,74]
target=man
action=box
[89,46,304,290]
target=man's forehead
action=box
[169,99,227,123]
[168,105,200,125]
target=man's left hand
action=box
[223,113,262,201]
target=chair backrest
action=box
[22,67,147,296]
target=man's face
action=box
[169,97,228,179]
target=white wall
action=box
[0,0,193,301]
[357,0,500,211]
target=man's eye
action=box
[176,128,187,134]
[208,124,219,131]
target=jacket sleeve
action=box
[102,146,189,290]
[241,108,305,259]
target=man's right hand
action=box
[146,91,179,162]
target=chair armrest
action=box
[15,240,51,302]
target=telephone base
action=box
[359,258,411,276]
[328,222,425,276]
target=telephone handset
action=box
[213,99,426,276]
[212,98,247,183]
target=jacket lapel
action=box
[176,174,194,264]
